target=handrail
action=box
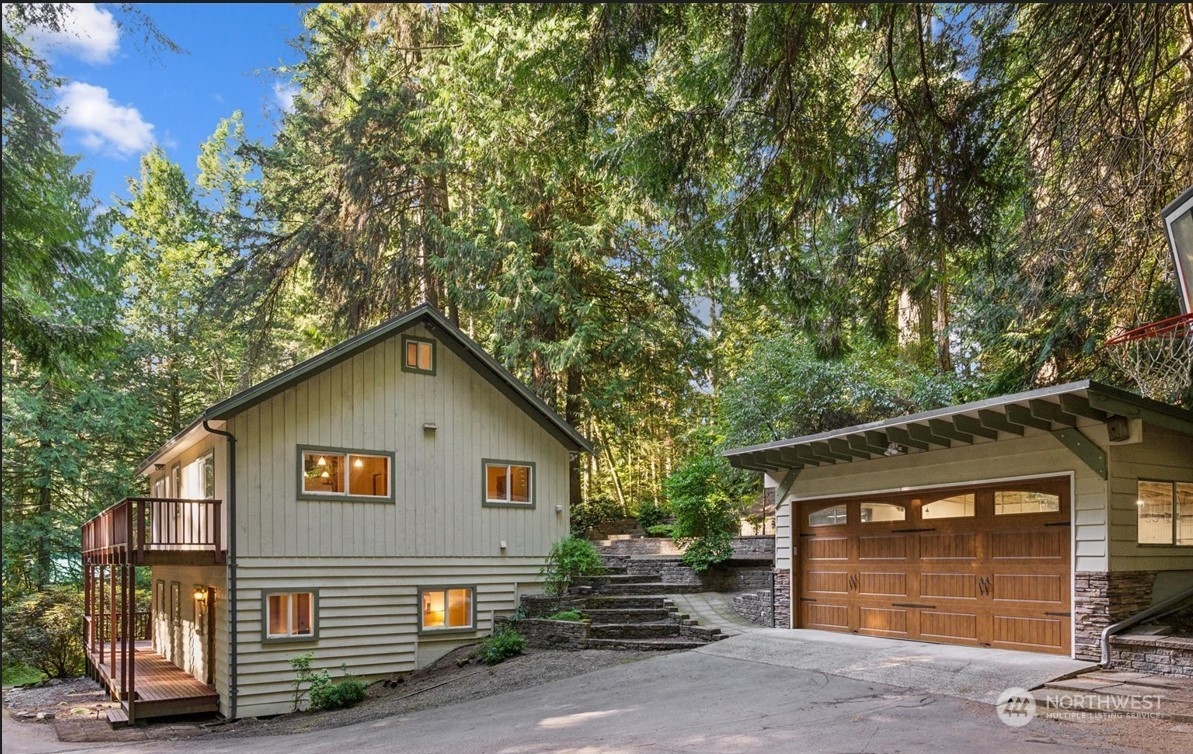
[1101,585,1193,665]
[82,497,224,561]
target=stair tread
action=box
[105,707,129,728]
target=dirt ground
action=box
[2,644,669,743]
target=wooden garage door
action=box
[797,477,1070,655]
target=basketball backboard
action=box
[1162,185,1193,314]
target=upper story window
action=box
[300,447,393,501]
[484,460,534,506]
[402,335,436,375]
[1138,480,1193,546]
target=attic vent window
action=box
[402,335,436,375]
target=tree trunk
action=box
[566,367,583,509]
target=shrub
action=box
[290,654,367,711]
[310,671,367,710]
[664,451,753,572]
[540,536,605,596]
[634,500,668,530]
[644,524,675,538]
[546,609,584,622]
[477,625,526,665]
[569,494,621,536]
[1,587,84,678]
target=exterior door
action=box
[797,477,1071,654]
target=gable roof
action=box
[137,304,592,473]
[723,380,1193,474]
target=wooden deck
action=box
[88,641,219,721]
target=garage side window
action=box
[809,504,847,526]
[1138,480,1193,546]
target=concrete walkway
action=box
[667,591,765,637]
[696,628,1095,704]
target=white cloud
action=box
[18,4,121,64]
[273,81,299,114]
[58,82,155,157]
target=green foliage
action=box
[568,495,621,537]
[310,669,367,711]
[645,524,675,538]
[634,500,668,530]
[2,662,45,687]
[664,450,755,572]
[540,536,606,596]
[290,653,366,712]
[477,625,526,665]
[546,610,585,622]
[718,329,960,449]
[1,588,84,678]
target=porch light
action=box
[193,586,207,601]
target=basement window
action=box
[263,591,317,642]
[419,587,474,632]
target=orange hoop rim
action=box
[1105,312,1193,346]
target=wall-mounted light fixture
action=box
[423,422,437,433]
[193,585,207,602]
[555,505,563,513]
[884,443,904,457]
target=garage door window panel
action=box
[995,490,1060,515]
[861,502,905,523]
[921,493,975,519]
[809,504,847,527]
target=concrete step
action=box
[589,622,682,640]
[594,582,702,596]
[585,638,708,651]
[105,707,129,728]
[584,608,676,624]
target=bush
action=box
[644,524,675,538]
[310,671,366,710]
[569,494,621,536]
[2,587,84,678]
[664,451,753,572]
[290,654,367,711]
[477,625,526,665]
[540,536,605,596]
[546,609,584,622]
[634,500,668,530]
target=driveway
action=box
[4,639,1165,754]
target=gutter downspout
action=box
[204,420,238,720]
[1100,585,1193,666]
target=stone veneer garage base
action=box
[1073,571,1158,661]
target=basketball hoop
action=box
[1105,313,1193,404]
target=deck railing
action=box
[82,497,223,563]
[85,611,152,643]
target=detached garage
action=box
[724,381,1193,660]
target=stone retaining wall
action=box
[1073,571,1158,661]
[496,617,588,650]
[731,592,774,627]
[1108,634,1193,678]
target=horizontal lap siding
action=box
[1107,425,1193,571]
[232,557,546,718]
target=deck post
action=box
[108,564,116,688]
[127,564,136,723]
[138,500,147,564]
[98,564,106,669]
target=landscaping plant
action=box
[664,450,755,572]
[477,625,526,664]
[540,535,605,595]
[1,587,84,679]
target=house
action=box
[724,381,1192,661]
[81,304,591,723]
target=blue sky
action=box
[14,3,311,207]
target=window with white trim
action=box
[265,591,315,640]
[484,461,533,505]
[1138,480,1193,545]
[301,449,392,499]
[420,587,474,631]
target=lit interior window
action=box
[422,588,472,630]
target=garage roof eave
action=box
[722,380,1193,472]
